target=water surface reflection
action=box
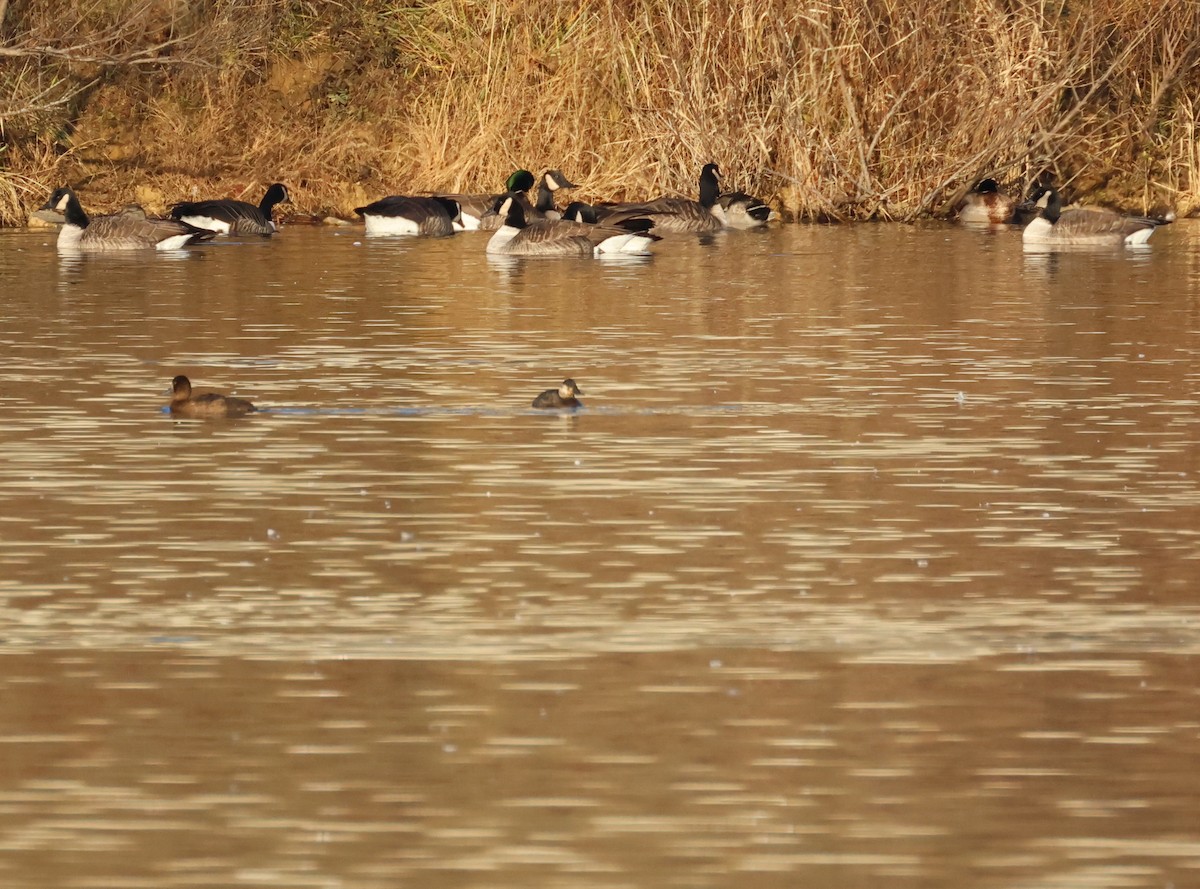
[1,220,1198,889]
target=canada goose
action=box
[168,375,257,418]
[533,169,578,220]
[477,169,579,230]
[353,195,463,236]
[532,379,583,409]
[41,187,214,252]
[1023,185,1170,247]
[561,201,599,223]
[714,190,771,228]
[485,196,660,257]
[562,200,676,232]
[433,169,536,231]
[594,163,724,233]
[169,183,290,236]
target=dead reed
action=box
[1,0,1197,225]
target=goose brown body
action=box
[594,163,724,233]
[1023,185,1169,247]
[42,187,213,251]
[170,183,290,236]
[486,197,659,256]
[354,195,463,236]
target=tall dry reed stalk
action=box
[1,0,1197,224]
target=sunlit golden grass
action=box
[1,0,1197,225]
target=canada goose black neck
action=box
[699,163,721,209]
[534,182,557,214]
[976,178,1000,194]
[431,196,462,225]
[1035,186,1063,223]
[258,183,289,215]
[535,179,556,213]
[563,201,598,224]
[532,170,576,214]
[499,196,529,229]
[45,187,90,229]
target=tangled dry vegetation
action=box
[1,0,1198,226]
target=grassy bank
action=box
[1,0,1198,226]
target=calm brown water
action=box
[1,220,1199,889]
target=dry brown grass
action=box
[2,0,1198,225]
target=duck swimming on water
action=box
[169,375,258,418]
[532,379,584,409]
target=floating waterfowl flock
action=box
[33,165,1175,416]
[39,165,1174,254]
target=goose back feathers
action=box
[594,163,724,233]
[42,187,214,252]
[354,195,463,236]
[170,183,289,236]
[1023,185,1169,247]
[485,197,659,256]
[434,169,536,231]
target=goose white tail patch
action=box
[594,232,655,255]
[156,234,198,251]
[362,215,422,236]
[178,215,231,234]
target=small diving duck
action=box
[169,375,257,418]
[532,379,584,409]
